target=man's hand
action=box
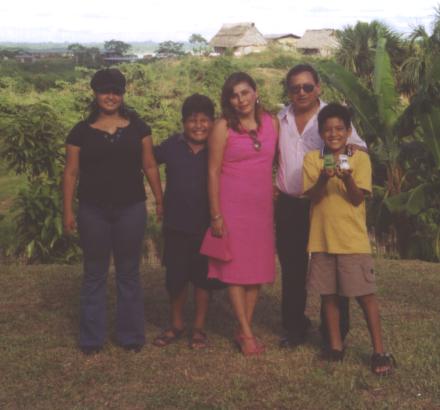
[155,202,163,222]
[347,143,367,154]
[273,185,280,201]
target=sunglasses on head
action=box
[288,83,315,94]
[96,86,124,95]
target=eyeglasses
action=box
[288,83,315,94]
[248,130,262,151]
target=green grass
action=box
[1,258,440,409]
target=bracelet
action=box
[211,214,222,221]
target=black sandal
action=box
[371,352,396,376]
[152,326,185,347]
[189,329,208,350]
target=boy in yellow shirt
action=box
[303,103,395,376]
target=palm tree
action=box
[401,6,440,96]
[335,21,407,88]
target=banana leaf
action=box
[373,38,400,139]
[383,183,428,215]
[417,105,440,170]
[317,60,380,140]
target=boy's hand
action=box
[336,167,353,181]
[320,168,334,179]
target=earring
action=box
[256,97,261,105]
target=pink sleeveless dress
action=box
[208,113,277,284]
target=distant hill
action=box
[0,41,193,55]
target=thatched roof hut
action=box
[209,23,267,56]
[265,33,301,49]
[295,29,338,57]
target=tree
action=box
[189,34,210,55]
[335,21,407,87]
[401,6,440,95]
[0,101,80,262]
[104,39,131,56]
[68,43,101,67]
[0,47,24,59]
[156,41,186,57]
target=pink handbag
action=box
[200,228,232,262]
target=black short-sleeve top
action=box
[66,118,151,207]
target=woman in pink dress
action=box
[208,72,278,356]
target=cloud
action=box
[0,0,437,42]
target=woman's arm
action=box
[208,119,228,237]
[142,136,164,220]
[63,144,80,234]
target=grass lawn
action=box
[1,258,440,409]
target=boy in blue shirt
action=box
[153,94,225,349]
[303,103,395,375]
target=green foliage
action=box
[68,43,102,68]
[12,178,80,262]
[156,41,186,57]
[335,21,407,87]
[189,34,211,56]
[1,102,64,178]
[0,100,81,262]
[104,39,131,56]
[320,36,440,260]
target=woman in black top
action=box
[63,68,163,355]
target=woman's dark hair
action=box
[221,71,263,132]
[86,99,139,124]
[182,93,215,122]
[317,102,352,132]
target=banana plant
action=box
[318,38,440,259]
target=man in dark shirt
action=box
[152,94,225,349]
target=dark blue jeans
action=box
[78,201,146,348]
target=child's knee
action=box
[355,293,376,305]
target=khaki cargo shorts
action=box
[307,253,376,297]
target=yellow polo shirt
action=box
[303,150,372,254]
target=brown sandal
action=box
[189,329,208,350]
[152,327,185,347]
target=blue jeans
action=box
[78,201,146,348]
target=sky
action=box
[1,0,438,43]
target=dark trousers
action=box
[77,201,146,348]
[275,193,349,343]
